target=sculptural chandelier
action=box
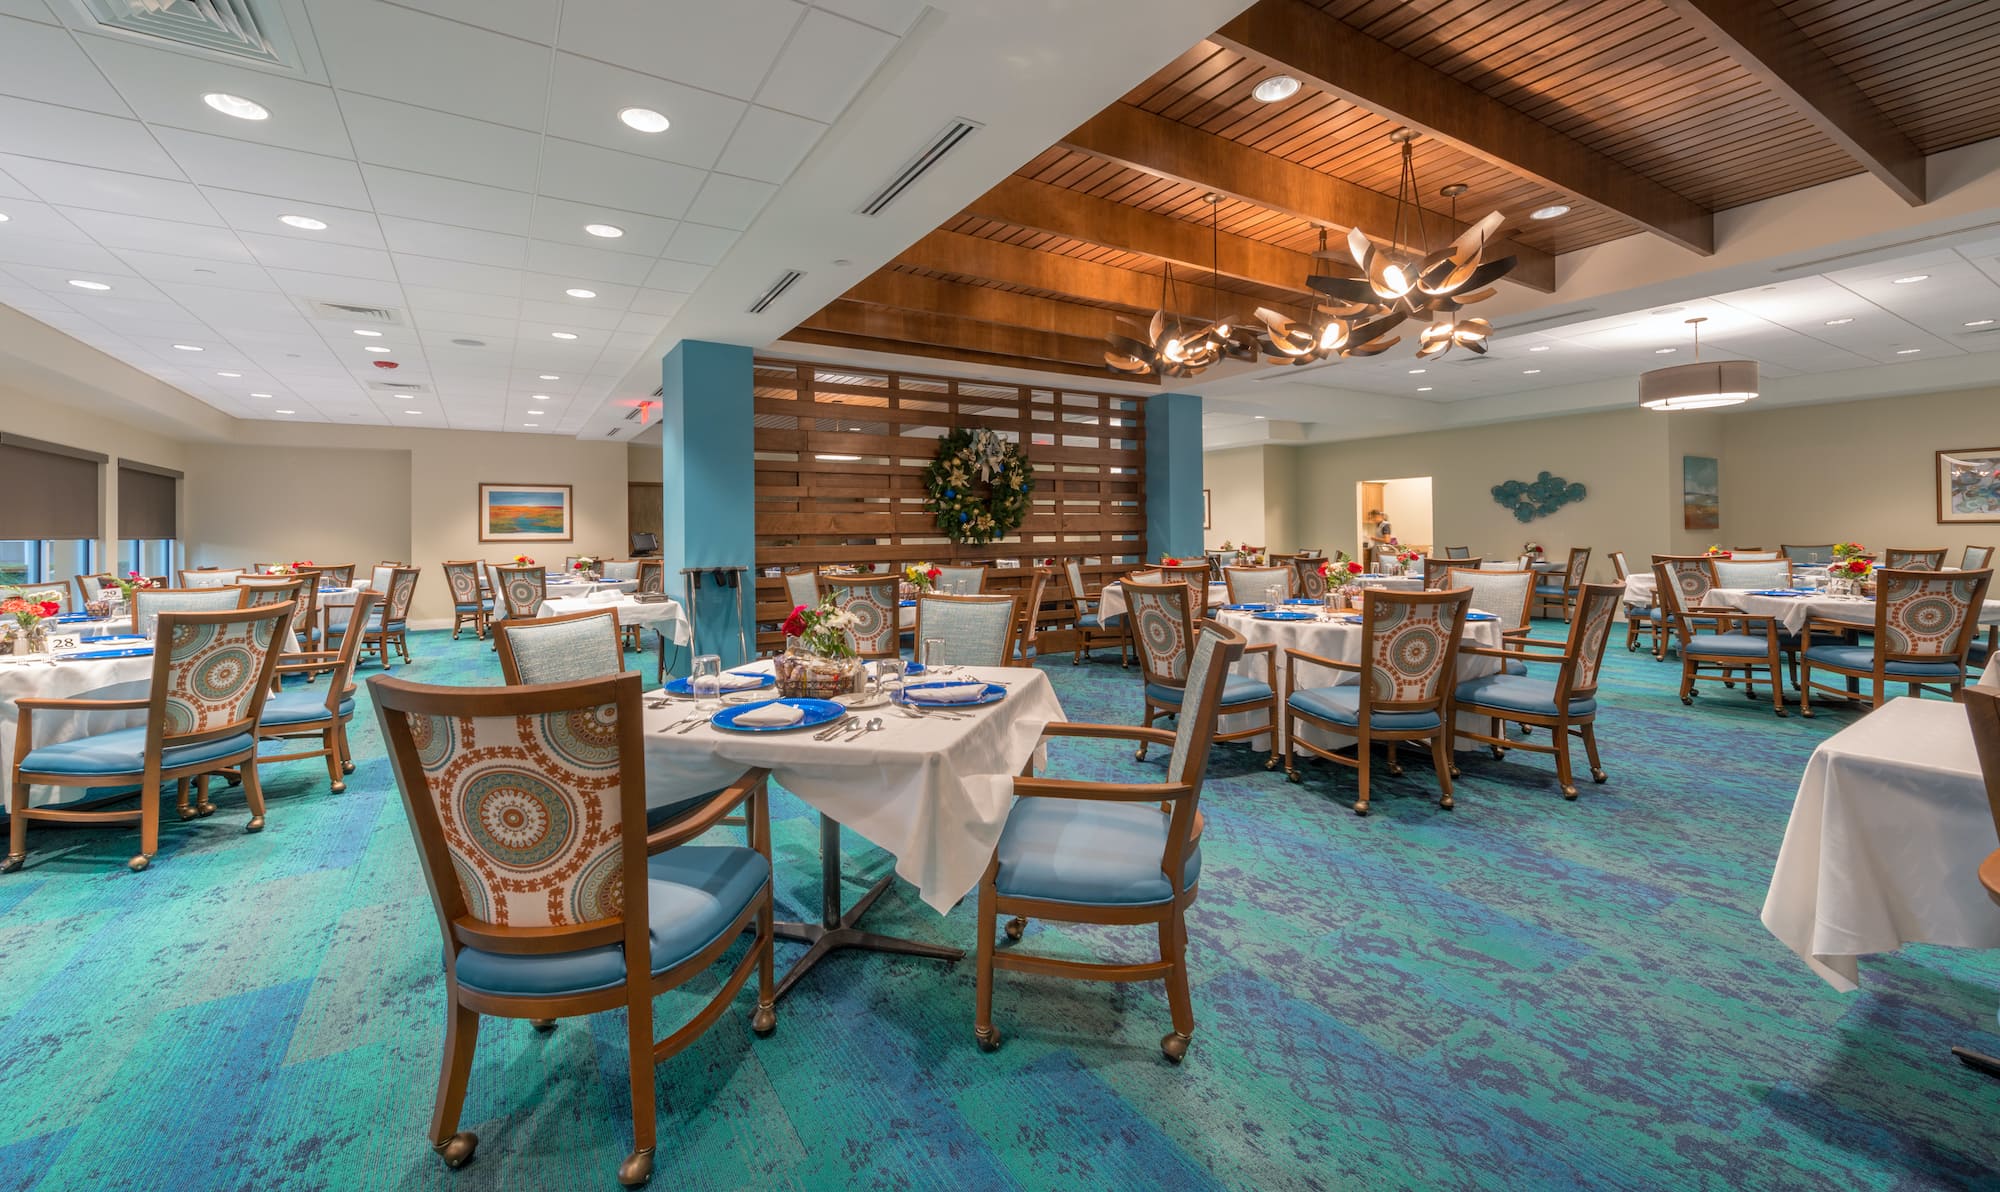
[1104,195,1255,378]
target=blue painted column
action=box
[660,340,754,669]
[1145,390,1203,561]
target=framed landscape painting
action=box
[1937,447,2000,523]
[1682,455,1719,530]
[479,483,573,542]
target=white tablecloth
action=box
[537,595,692,645]
[547,578,638,597]
[1353,575,1424,592]
[1708,587,2000,636]
[643,662,1063,912]
[1098,582,1229,623]
[0,653,156,809]
[1762,697,2000,990]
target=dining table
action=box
[1762,696,2000,990]
[1705,586,2000,635]
[1097,580,1229,623]
[535,593,693,645]
[643,659,1065,999]
[0,646,157,812]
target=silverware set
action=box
[814,715,884,742]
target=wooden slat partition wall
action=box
[752,355,1147,653]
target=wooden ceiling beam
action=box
[779,328,1153,385]
[1659,0,1925,205]
[1059,102,1556,292]
[842,272,1128,338]
[890,230,1197,313]
[1213,0,1716,255]
[798,301,1117,371]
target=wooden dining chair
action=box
[1653,556,1789,716]
[1955,682,2000,1077]
[7,601,291,873]
[1128,579,1277,769]
[1729,550,1782,561]
[1285,555,1329,600]
[1711,558,1796,589]
[131,585,246,634]
[821,574,902,660]
[494,606,625,685]
[443,561,490,640]
[1607,552,1663,657]
[913,593,1020,666]
[328,566,420,669]
[71,572,114,610]
[1422,557,1480,590]
[974,619,1245,1062]
[237,575,304,608]
[177,567,244,588]
[255,591,378,796]
[1454,584,1620,800]
[1532,547,1591,621]
[1282,587,1471,814]
[1063,559,1129,667]
[1446,566,1534,642]
[1963,546,1994,570]
[933,565,987,594]
[1883,547,1948,570]
[781,568,819,609]
[494,564,548,624]
[317,563,356,588]
[1444,546,1470,559]
[1012,568,1050,663]
[1161,563,1215,617]
[1800,568,1993,715]
[1222,565,1292,604]
[370,670,777,1186]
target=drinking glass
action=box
[1265,583,1283,611]
[923,636,949,678]
[141,613,159,642]
[875,657,906,705]
[691,654,723,709]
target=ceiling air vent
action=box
[859,119,982,216]
[748,270,804,314]
[369,380,426,393]
[604,428,622,437]
[309,300,402,325]
[71,0,297,67]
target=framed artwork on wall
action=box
[1937,447,2000,523]
[1682,455,1719,530]
[478,483,574,542]
[1203,488,1212,530]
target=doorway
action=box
[1357,476,1434,564]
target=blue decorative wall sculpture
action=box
[1492,472,1586,523]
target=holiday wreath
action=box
[922,427,1034,545]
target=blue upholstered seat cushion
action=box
[1287,685,1441,732]
[994,798,1198,906]
[1145,675,1273,707]
[1971,638,1992,665]
[1804,644,1964,678]
[1683,633,1772,658]
[1077,612,1125,629]
[260,690,356,726]
[452,846,770,997]
[1454,672,1597,718]
[20,726,256,776]
[1534,583,1568,596]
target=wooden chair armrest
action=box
[1284,646,1359,674]
[1242,641,1275,655]
[1039,721,1178,749]
[14,696,150,712]
[1013,776,1197,803]
[645,768,770,854]
[1461,645,1569,666]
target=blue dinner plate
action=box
[1341,614,1367,624]
[54,613,92,623]
[899,599,916,607]
[62,647,153,660]
[1464,612,1498,622]
[1284,598,1320,606]
[81,634,146,643]
[1255,610,1316,622]
[1223,602,1273,612]
[1751,589,1811,597]
[902,681,1006,708]
[710,698,844,733]
[663,671,774,696]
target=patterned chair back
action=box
[1161,563,1213,617]
[444,561,483,611]
[822,575,901,659]
[1358,588,1470,711]
[1124,568,1164,587]
[1289,556,1328,600]
[1165,620,1249,790]
[1422,557,1478,589]
[318,564,356,588]
[151,602,289,747]
[1446,567,1532,636]
[1562,584,1622,701]
[496,608,626,685]
[913,593,1019,667]
[1873,568,1993,661]
[1562,547,1591,588]
[371,671,646,937]
[1224,566,1291,603]
[179,568,244,589]
[637,560,664,595]
[1651,557,1718,646]
[496,566,547,620]
[1711,559,1794,589]
[1780,545,1834,566]
[1884,548,1947,571]
[132,586,244,634]
[934,565,987,594]
[383,567,420,626]
[318,593,380,707]
[1126,580,1195,688]
[1964,546,1994,570]
[783,569,820,609]
[237,576,302,607]
[1444,547,1470,559]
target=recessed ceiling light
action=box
[1252,75,1300,103]
[251,392,271,398]
[1416,386,1434,392]
[173,344,202,351]
[396,394,415,400]
[274,408,294,414]
[524,422,540,427]
[0,212,10,222]
[539,374,559,380]
[1824,317,1854,326]
[1527,344,1550,352]
[565,288,597,299]
[1892,275,1930,284]
[530,394,551,401]
[403,410,422,415]
[279,215,327,231]
[618,107,670,133]
[583,223,624,239]
[1654,348,1676,354]
[1523,369,1541,374]
[1253,415,1267,420]
[364,346,391,353]
[67,279,111,290]
[551,331,578,339]
[203,92,268,121]
[353,329,382,337]
[450,338,486,348]
[1896,347,1922,354]
[1408,368,1426,374]
[217,371,241,377]
[1530,204,1570,220]
[1965,319,1995,327]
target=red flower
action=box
[128,570,141,578]
[1847,559,1868,574]
[1345,561,1363,574]
[37,601,59,618]
[781,604,808,638]
[1317,561,1330,578]
[926,566,941,582]
[1162,557,1180,566]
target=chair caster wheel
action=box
[1264,755,1279,770]
[618,1146,655,1187]
[1680,696,1693,706]
[1449,766,1460,779]
[1440,797,1454,810]
[752,1001,777,1035]
[227,774,241,787]
[342,761,355,775]
[1,854,22,874]
[1004,915,1026,941]
[1388,765,1404,777]
[1774,708,1788,718]
[1134,747,1147,761]
[435,1132,478,1169]
[197,803,215,818]
[1591,769,1607,784]
[1562,787,1578,800]
[177,808,197,822]
[1161,1031,1191,1063]
[246,816,264,833]
[331,781,346,794]
[1353,805,1369,817]
[1801,709,1815,718]
[1284,768,1301,783]
[1490,746,1504,760]
[530,1018,557,1033]
[976,1024,1002,1052]
[128,854,151,872]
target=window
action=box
[0,540,98,588]
[118,539,175,579]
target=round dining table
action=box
[0,648,157,811]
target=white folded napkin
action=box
[910,683,988,704]
[718,671,765,690]
[733,702,804,726]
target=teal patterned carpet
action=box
[2,624,1998,1190]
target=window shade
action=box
[118,462,179,539]
[0,435,102,540]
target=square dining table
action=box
[643,659,1065,999]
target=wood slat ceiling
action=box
[1779,0,2000,153]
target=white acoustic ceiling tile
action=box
[201,188,386,249]
[240,232,396,281]
[521,272,637,309]
[408,312,517,340]
[1,155,221,224]
[556,0,804,101]
[617,311,668,336]
[112,249,276,291]
[0,97,182,178]
[535,138,705,219]
[627,288,688,317]
[519,298,624,330]
[401,285,523,320]
[310,0,552,133]
[524,239,654,286]
[812,0,926,35]
[0,164,30,200]
[715,105,825,184]
[603,330,657,353]
[0,17,129,115]
[77,37,357,159]
[544,53,745,171]
[0,1,55,22]
[35,271,176,302]
[684,172,773,231]
[360,165,533,237]
[754,9,896,119]
[0,280,70,312]
[152,127,370,209]
[662,220,739,265]
[385,0,556,42]
[379,216,527,269]
[527,194,677,256]
[389,254,523,296]
[259,266,408,307]
[0,198,89,242]
[642,259,710,292]
[65,210,257,262]
[339,93,541,192]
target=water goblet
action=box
[875,657,906,705]
[923,636,949,679]
[690,654,723,710]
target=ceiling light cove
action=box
[1523,369,1541,374]
[67,279,111,290]
[1896,347,1922,354]
[251,392,271,398]
[530,394,550,401]
[583,223,624,239]
[1653,348,1676,355]
[279,215,327,230]
[618,107,670,133]
[564,288,597,299]
[0,212,10,222]
[1527,345,1550,352]
[274,408,294,414]
[1251,75,1300,103]
[551,331,578,339]
[203,92,268,120]
[1530,204,1570,220]
[1892,274,1929,284]
[1416,386,1433,392]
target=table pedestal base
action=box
[771,814,963,1000]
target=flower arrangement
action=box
[264,559,314,575]
[1,588,62,654]
[1318,553,1364,590]
[780,596,859,659]
[1832,542,1869,562]
[1398,549,1422,564]
[1704,545,1732,558]
[1159,554,1182,566]
[1523,541,1544,557]
[1835,557,1874,580]
[903,562,943,591]
[1218,540,1235,551]
[922,427,1034,545]
[572,556,598,572]
[114,571,158,599]
[511,554,536,566]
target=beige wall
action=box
[1261,446,1298,554]
[1665,410,1728,555]
[182,445,411,574]
[1203,445,1266,549]
[1378,476,1435,552]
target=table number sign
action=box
[46,634,82,653]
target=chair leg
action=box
[1430,734,1455,808]
[974,893,1001,1052]
[175,776,195,821]
[195,774,215,816]
[4,774,26,872]
[1386,740,1403,777]
[1354,737,1372,816]
[132,784,161,872]
[1159,911,1194,1063]
[1553,724,1577,800]
[1580,722,1606,786]
[323,730,345,792]
[429,1002,480,1170]
[338,722,357,774]
[1800,662,1816,717]
[752,892,776,1036]
[1137,705,1153,761]
[241,761,266,832]
[620,994,657,1187]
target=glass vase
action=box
[773,636,863,698]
